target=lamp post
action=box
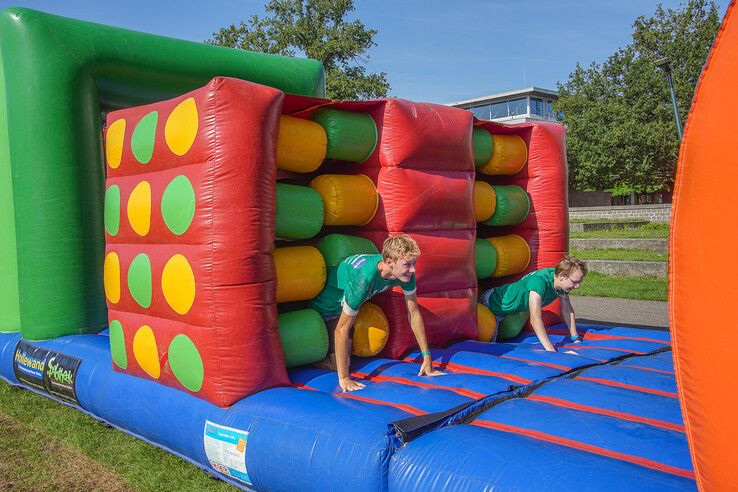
[655,57,683,140]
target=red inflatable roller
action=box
[363,167,475,232]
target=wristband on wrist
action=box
[421,350,431,358]
[571,334,580,341]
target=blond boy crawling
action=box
[312,235,443,392]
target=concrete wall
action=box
[570,204,671,222]
[569,189,612,207]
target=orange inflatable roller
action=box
[478,134,527,175]
[476,303,497,342]
[487,234,530,278]
[310,174,379,226]
[276,115,327,173]
[274,246,326,303]
[473,180,496,222]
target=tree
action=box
[210,0,389,100]
[554,0,721,196]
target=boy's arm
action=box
[334,311,365,392]
[405,293,444,377]
[560,294,580,341]
[528,291,556,352]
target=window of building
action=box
[543,99,554,119]
[489,101,508,119]
[470,104,491,120]
[530,97,543,115]
[509,98,527,116]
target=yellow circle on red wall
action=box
[106,119,126,169]
[103,252,121,304]
[133,325,160,379]
[127,181,152,236]
[103,252,120,304]
[165,98,198,156]
[162,254,196,315]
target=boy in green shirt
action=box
[481,255,588,352]
[312,235,443,392]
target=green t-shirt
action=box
[311,254,417,317]
[485,267,565,316]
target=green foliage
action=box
[210,0,389,100]
[555,0,721,195]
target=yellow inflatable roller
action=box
[473,180,496,222]
[476,303,497,342]
[487,234,530,278]
[310,174,379,226]
[352,302,390,357]
[478,134,527,175]
[274,246,326,303]
[276,115,327,173]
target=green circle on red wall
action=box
[131,111,158,164]
[127,253,152,308]
[109,319,128,369]
[168,334,204,392]
[104,185,121,236]
[161,175,196,235]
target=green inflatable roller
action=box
[278,309,329,367]
[276,183,324,239]
[311,108,378,163]
[497,311,529,340]
[317,233,379,269]
[483,185,530,226]
[472,127,493,168]
[475,238,497,279]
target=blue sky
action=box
[0,1,730,103]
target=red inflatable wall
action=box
[282,96,568,356]
[282,96,479,358]
[104,78,289,406]
[359,100,478,358]
[476,120,569,325]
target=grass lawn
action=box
[570,222,669,238]
[0,382,235,492]
[570,272,667,301]
[570,248,668,262]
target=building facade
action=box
[447,87,559,124]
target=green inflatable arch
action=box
[0,7,325,340]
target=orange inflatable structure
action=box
[671,2,738,489]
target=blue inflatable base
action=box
[0,324,695,491]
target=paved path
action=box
[570,295,669,331]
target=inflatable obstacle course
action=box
[0,5,715,491]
